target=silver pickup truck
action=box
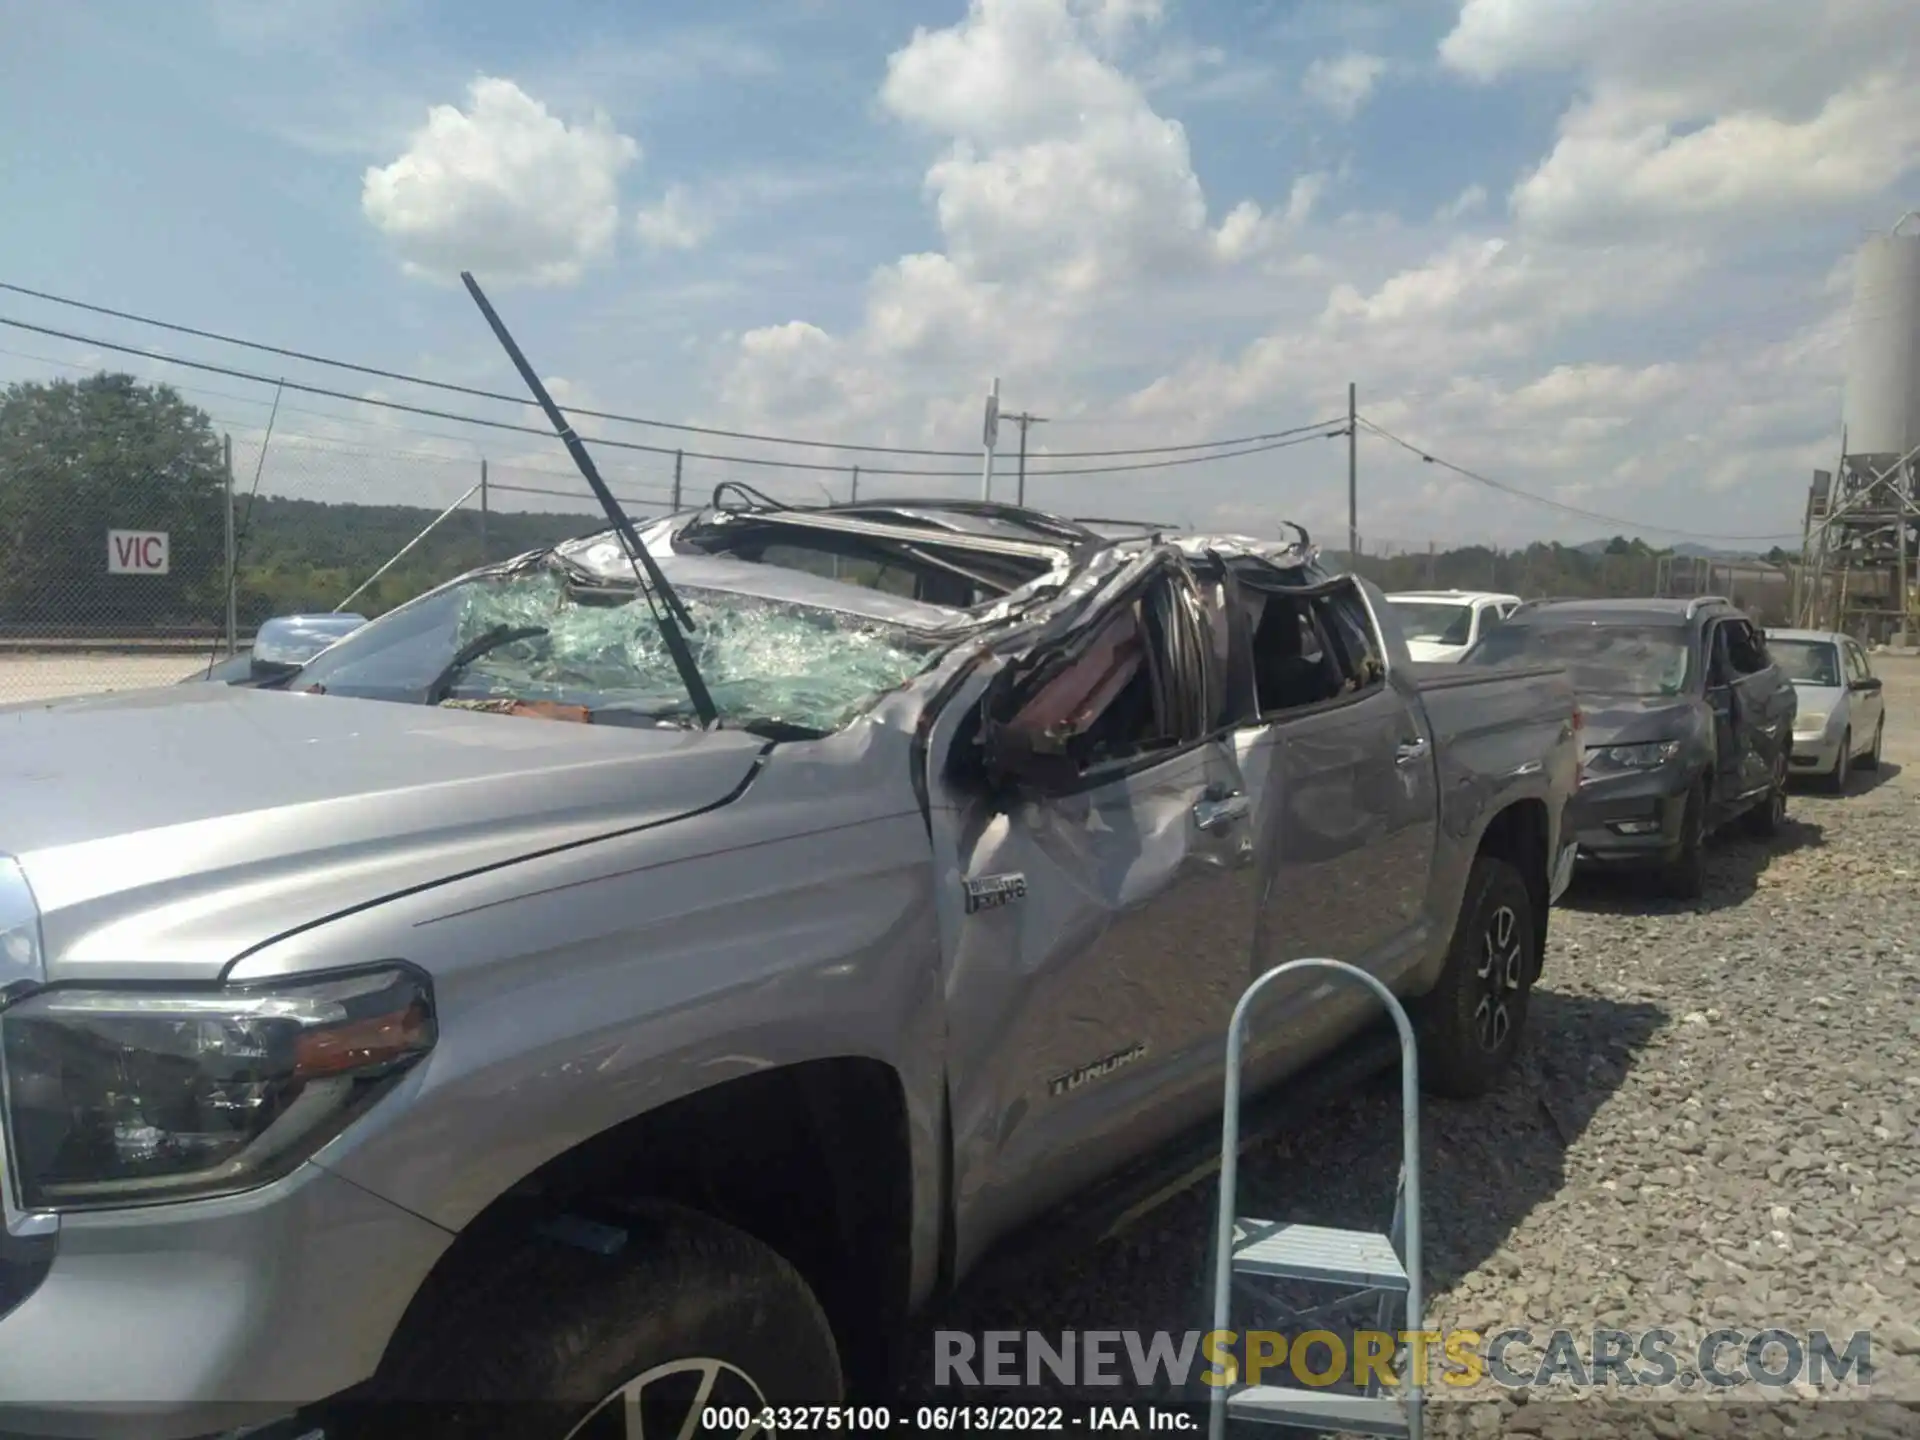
[0,499,1578,1440]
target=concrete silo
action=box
[1800,214,1920,640]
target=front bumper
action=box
[1789,731,1842,777]
[0,1161,450,1440]
[1569,763,1696,866]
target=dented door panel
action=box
[936,736,1256,1268]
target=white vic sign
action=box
[106,529,170,575]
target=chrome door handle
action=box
[1193,792,1251,833]
[1395,736,1430,766]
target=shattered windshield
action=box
[1464,622,1693,698]
[289,564,940,733]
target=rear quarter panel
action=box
[1406,660,1579,986]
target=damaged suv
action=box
[0,495,1579,1440]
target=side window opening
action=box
[1247,582,1384,718]
[1726,620,1768,677]
[1709,623,1734,685]
[990,569,1215,782]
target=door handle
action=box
[1395,736,1430,766]
[1193,792,1251,833]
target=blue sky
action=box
[2,0,1915,547]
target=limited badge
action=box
[963,872,1028,914]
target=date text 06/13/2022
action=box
[697,1404,1195,1432]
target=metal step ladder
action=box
[1207,959,1423,1440]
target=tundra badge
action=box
[1048,1041,1149,1097]
[963,872,1028,913]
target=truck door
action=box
[1231,578,1439,1089]
[1705,620,1745,813]
[928,560,1259,1270]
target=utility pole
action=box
[850,465,860,503]
[222,433,237,657]
[671,449,684,510]
[980,378,1001,501]
[1006,411,1047,507]
[479,458,489,563]
[1347,381,1358,563]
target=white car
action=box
[1768,626,1887,792]
[1386,590,1523,663]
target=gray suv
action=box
[1460,595,1796,897]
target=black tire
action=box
[1823,729,1851,794]
[1655,783,1707,900]
[1415,853,1535,1099]
[371,1203,842,1438]
[1742,748,1789,839]
[1860,718,1883,772]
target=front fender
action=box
[228,720,950,1311]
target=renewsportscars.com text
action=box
[933,1327,1875,1393]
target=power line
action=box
[0,310,1344,482]
[1354,415,1805,544]
[0,279,1340,460]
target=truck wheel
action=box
[375,1203,842,1438]
[1415,853,1535,1099]
[1655,785,1707,900]
[1742,749,1788,839]
[1823,729,1851,794]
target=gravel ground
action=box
[905,658,1920,1437]
[0,651,205,702]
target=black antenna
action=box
[460,272,718,728]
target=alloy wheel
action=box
[1472,903,1525,1052]
[564,1357,774,1440]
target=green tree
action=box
[0,372,226,627]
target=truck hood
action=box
[1578,693,1700,749]
[1405,639,1466,663]
[0,685,768,982]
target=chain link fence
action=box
[1345,534,1802,625]
[0,391,1813,705]
[0,414,829,704]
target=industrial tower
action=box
[1797,212,1920,640]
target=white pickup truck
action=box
[1385,589,1522,663]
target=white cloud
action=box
[720,0,1307,439]
[1436,183,1486,222]
[634,185,712,251]
[362,76,639,286]
[1442,0,1920,240]
[1301,51,1387,120]
[1511,75,1920,239]
[702,0,1902,546]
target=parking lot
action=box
[10,647,1919,1435]
[0,650,209,703]
[912,657,1920,1435]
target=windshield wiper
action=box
[424,624,550,706]
[460,272,720,730]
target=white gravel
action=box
[0,651,205,702]
[906,658,1920,1437]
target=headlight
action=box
[1,965,434,1213]
[1586,740,1683,771]
[0,856,46,1003]
[1794,710,1829,736]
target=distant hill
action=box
[234,494,603,623]
[1572,537,1766,561]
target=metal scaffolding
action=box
[1795,441,1920,640]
